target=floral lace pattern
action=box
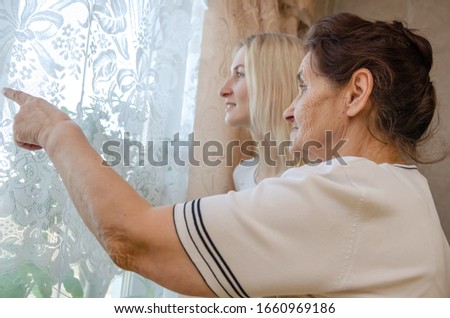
[0,0,205,297]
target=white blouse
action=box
[232,159,257,191]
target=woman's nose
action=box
[284,99,296,123]
[219,78,232,97]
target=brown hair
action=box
[304,13,437,162]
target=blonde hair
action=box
[237,33,304,167]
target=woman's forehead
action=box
[231,47,246,68]
[297,53,312,78]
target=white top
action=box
[174,156,450,297]
[232,159,257,191]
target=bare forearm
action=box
[45,121,151,255]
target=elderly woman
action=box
[5,13,450,297]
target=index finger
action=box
[2,88,33,105]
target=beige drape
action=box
[187,0,310,199]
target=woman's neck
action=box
[338,123,406,164]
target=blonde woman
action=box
[219,33,304,190]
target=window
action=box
[0,0,206,298]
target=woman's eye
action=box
[236,71,245,78]
[299,84,307,94]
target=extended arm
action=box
[4,88,214,297]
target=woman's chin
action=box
[224,115,234,126]
[290,136,302,152]
[224,116,248,128]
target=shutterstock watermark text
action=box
[101,131,347,167]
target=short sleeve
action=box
[173,163,365,297]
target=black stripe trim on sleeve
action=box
[173,203,219,297]
[392,164,418,170]
[193,198,250,298]
[182,201,231,297]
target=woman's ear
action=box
[346,68,374,117]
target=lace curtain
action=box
[0,0,205,297]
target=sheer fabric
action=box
[0,0,205,297]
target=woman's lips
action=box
[225,103,236,112]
